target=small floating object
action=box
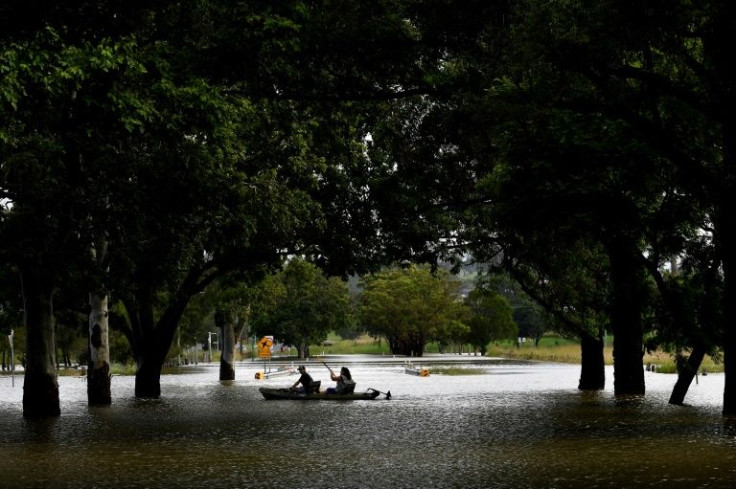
[255,365,296,379]
[404,361,430,377]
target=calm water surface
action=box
[1,356,735,488]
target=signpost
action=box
[258,336,273,358]
[254,336,294,379]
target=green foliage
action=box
[109,328,134,366]
[359,264,465,357]
[54,309,86,367]
[250,258,352,358]
[4,0,732,409]
[464,288,517,355]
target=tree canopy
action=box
[464,287,516,355]
[4,0,736,417]
[250,258,352,358]
[359,265,464,357]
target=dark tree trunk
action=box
[388,337,401,355]
[718,134,736,414]
[88,362,111,404]
[126,282,191,398]
[135,352,164,398]
[21,268,60,418]
[296,338,309,359]
[700,0,736,417]
[669,345,706,405]
[215,311,235,381]
[219,360,235,380]
[411,334,426,357]
[578,331,605,390]
[723,259,736,414]
[718,190,736,414]
[608,238,646,396]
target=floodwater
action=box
[1,356,735,489]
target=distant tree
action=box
[250,259,351,359]
[464,288,516,355]
[432,317,470,354]
[210,278,257,380]
[479,273,548,345]
[512,304,547,346]
[360,265,464,357]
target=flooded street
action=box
[1,356,735,488]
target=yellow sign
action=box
[258,336,273,358]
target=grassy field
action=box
[42,333,721,377]
[485,336,723,374]
[314,333,723,374]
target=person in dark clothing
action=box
[290,365,313,394]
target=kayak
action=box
[259,387,385,400]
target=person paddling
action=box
[290,365,313,395]
[326,366,355,394]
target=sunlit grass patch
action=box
[487,337,723,373]
[57,367,87,377]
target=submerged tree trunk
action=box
[135,351,164,398]
[669,345,706,405]
[125,265,222,398]
[719,192,736,414]
[21,268,60,418]
[608,238,646,396]
[88,292,111,405]
[126,296,180,399]
[216,311,235,381]
[723,262,736,414]
[578,331,605,390]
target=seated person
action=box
[290,365,313,394]
[326,366,356,394]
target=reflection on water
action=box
[1,358,735,488]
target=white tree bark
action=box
[88,292,110,369]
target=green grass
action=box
[56,363,184,377]
[312,334,391,355]
[487,337,723,373]
[312,334,723,374]
[55,364,136,376]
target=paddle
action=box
[317,356,335,375]
[368,388,392,400]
